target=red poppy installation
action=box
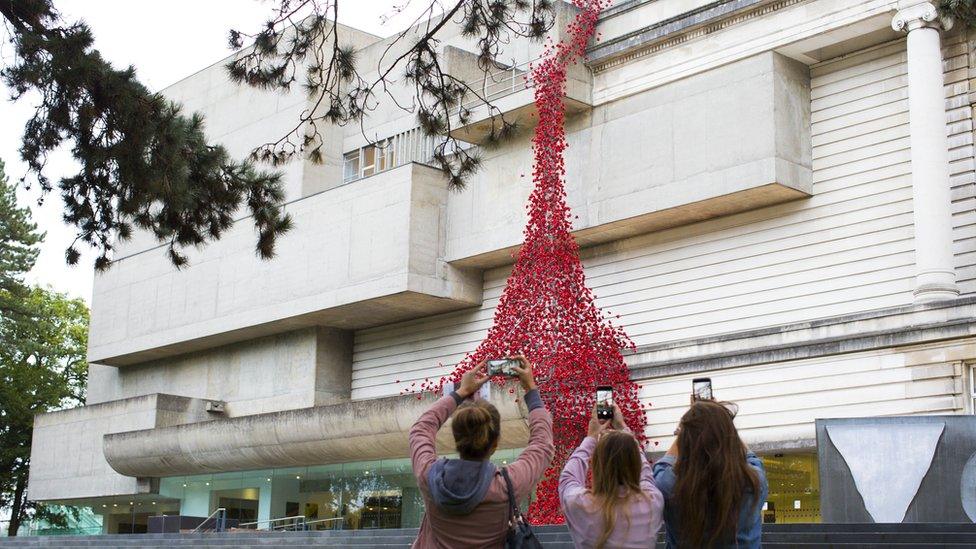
[417,0,646,524]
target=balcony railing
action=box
[450,53,591,144]
[463,58,535,110]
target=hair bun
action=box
[452,401,502,460]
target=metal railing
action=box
[304,517,345,531]
[191,507,227,533]
[238,515,307,531]
[463,58,537,111]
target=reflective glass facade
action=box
[158,448,525,530]
[760,453,821,523]
[151,449,820,530]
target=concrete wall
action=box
[28,395,213,502]
[88,163,482,367]
[88,327,352,417]
[445,50,812,267]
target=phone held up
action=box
[596,386,614,420]
[486,358,520,377]
[692,377,713,401]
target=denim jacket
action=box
[652,452,768,548]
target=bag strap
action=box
[500,467,522,521]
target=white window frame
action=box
[969,362,976,414]
[342,139,396,184]
[342,151,360,183]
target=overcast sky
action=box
[0,0,429,302]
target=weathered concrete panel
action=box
[103,384,530,477]
[88,327,354,417]
[28,394,213,502]
[446,51,812,267]
[89,163,482,366]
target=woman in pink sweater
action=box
[409,357,554,548]
[559,402,664,548]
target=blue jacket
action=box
[652,452,768,548]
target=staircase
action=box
[1,523,976,547]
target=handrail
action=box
[191,507,227,533]
[304,517,345,530]
[238,514,308,531]
[464,57,538,110]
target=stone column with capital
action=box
[892,2,960,302]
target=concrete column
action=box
[893,2,960,302]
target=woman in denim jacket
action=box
[652,400,768,548]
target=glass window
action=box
[161,449,536,532]
[343,151,360,183]
[759,453,820,524]
[378,139,396,172]
[361,146,376,177]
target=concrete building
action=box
[27,0,976,532]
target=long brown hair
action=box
[672,400,760,548]
[451,400,501,460]
[589,430,645,549]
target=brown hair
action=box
[589,430,645,549]
[451,400,501,460]
[672,400,760,548]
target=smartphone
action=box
[596,386,614,420]
[487,359,520,377]
[692,377,713,401]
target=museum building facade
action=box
[26,0,976,533]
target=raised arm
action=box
[652,438,679,499]
[559,407,607,503]
[502,356,555,500]
[409,362,490,489]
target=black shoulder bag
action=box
[501,467,543,549]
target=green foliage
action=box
[0,286,89,536]
[0,161,43,319]
[0,0,292,269]
[0,157,88,535]
[940,0,976,27]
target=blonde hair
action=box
[589,430,645,549]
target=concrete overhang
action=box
[446,51,814,269]
[88,163,483,367]
[452,181,810,269]
[449,86,592,145]
[28,394,215,502]
[104,385,531,477]
[445,1,591,145]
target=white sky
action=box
[0,0,429,302]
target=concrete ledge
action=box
[28,394,213,502]
[590,0,779,66]
[628,297,976,379]
[103,384,530,477]
[452,182,809,269]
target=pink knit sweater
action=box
[409,393,554,548]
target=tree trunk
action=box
[7,471,28,536]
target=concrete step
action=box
[763,532,976,543]
[3,524,976,549]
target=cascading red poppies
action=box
[414,0,648,524]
